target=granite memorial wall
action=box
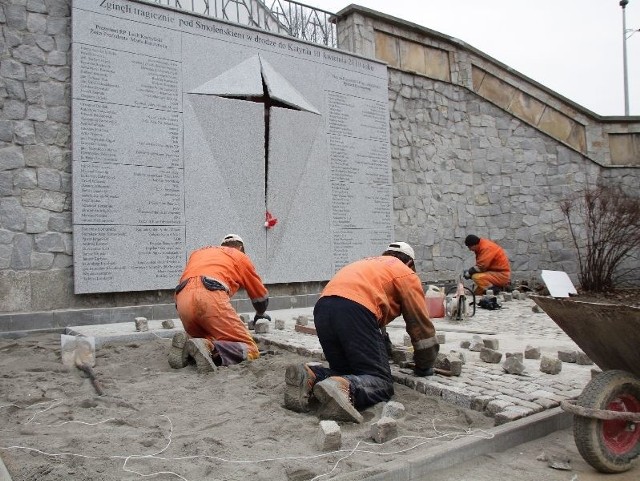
[71,0,392,293]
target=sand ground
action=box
[0,332,493,481]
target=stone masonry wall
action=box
[336,5,640,286]
[387,71,639,281]
[0,0,76,313]
[1,0,639,326]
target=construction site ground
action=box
[0,295,638,480]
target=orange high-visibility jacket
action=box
[180,246,268,304]
[320,256,436,345]
[473,238,511,274]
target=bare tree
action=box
[561,185,640,292]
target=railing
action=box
[146,0,338,47]
[266,0,337,47]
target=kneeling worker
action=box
[463,234,511,295]
[284,242,439,423]
[170,234,270,371]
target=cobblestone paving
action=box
[254,296,596,425]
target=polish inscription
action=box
[75,43,181,110]
[75,225,184,292]
[74,101,181,168]
[325,81,392,271]
[74,162,183,225]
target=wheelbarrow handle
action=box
[561,399,640,422]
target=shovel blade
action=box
[61,334,96,367]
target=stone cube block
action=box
[524,345,541,359]
[502,355,526,375]
[482,338,499,350]
[381,401,405,420]
[134,317,148,332]
[434,354,463,376]
[316,420,341,451]
[557,350,577,363]
[254,319,270,334]
[161,319,175,329]
[540,356,562,374]
[449,350,466,364]
[505,352,523,362]
[480,347,503,363]
[370,417,397,444]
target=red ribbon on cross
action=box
[265,211,278,229]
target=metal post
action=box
[621,0,630,115]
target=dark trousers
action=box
[311,296,394,409]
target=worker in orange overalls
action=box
[284,242,439,423]
[463,235,511,295]
[169,234,269,372]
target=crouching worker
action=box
[463,234,511,295]
[284,242,439,423]
[169,234,270,372]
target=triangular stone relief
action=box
[189,54,319,114]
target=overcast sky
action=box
[302,0,640,116]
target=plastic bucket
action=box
[425,285,445,318]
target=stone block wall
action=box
[335,5,640,283]
[1,0,74,313]
[1,1,639,328]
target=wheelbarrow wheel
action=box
[573,369,640,473]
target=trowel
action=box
[60,335,104,396]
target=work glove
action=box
[414,366,434,377]
[254,313,271,322]
[413,342,439,377]
[465,267,479,279]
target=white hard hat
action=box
[386,241,415,260]
[222,233,244,245]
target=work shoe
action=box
[167,331,190,369]
[284,363,316,412]
[186,338,217,373]
[313,377,363,424]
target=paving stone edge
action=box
[331,407,571,481]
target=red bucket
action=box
[425,285,445,318]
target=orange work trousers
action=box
[472,272,511,295]
[175,279,259,361]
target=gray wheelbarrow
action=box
[531,295,640,474]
